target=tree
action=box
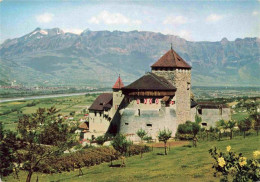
[0,122,19,178]
[176,121,200,146]
[136,128,147,143]
[111,134,131,156]
[158,129,172,155]
[195,114,202,124]
[136,128,147,158]
[111,134,131,167]
[237,118,252,138]
[226,120,236,140]
[16,107,76,182]
[216,120,236,140]
[247,100,260,135]
[191,122,200,147]
[216,120,226,140]
[253,116,260,136]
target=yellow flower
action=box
[226,146,231,152]
[239,157,247,167]
[253,151,260,158]
[218,157,226,167]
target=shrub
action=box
[111,134,132,156]
[209,146,260,181]
[37,145,150,174]
[175,133,193,140]
[143,136,153,143]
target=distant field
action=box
[0,94,98,131]
[3,135,260,182]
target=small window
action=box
[138,109,140,116]
[187,82,191,90]
[202,123,207,126]
[94,111,97,116]
[140,98,144,103]
[198,108,202,115]
[125,123,129,125]
[99,112,102,117]
[152,98,155,103]
[146,124,152,127]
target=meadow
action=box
[0,94,98,131]
[3,134,260,182]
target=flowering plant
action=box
[209,146,260,182]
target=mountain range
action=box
[0,28,259,87]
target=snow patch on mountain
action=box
[29,30,48,37]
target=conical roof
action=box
[151,48,191,69]
[112,76,124,89]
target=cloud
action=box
[206,14,223,22]
[63,28,83,35]
[0,0,3,2]
[163,15,188,25]
[36,13,54,23]
[88,11,142,25]
[161,29,192,40]
[252,11,259,16]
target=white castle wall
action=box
[119,99,177,141]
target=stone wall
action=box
[119,107,177,141]
[197,108,231,127]
[88,111,111,133]
[111,90,124,116]
[152,69,191,124]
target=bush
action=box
[209,146,260,181]
[143,136,153,143]
[175,133,194,140]
[37,145,151,174]
[128,145,151,156]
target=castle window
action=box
[187,82,190,90]
[152,98,155,103]
[146,124,152,127]
[94,111,97,116]
[198,108,202,115]
[138,109,140,116]
[140,98,144,103]
[202,123,207,126]
[125,123,129,125]
[99,112,102,116]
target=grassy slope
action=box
[4,135,260,182]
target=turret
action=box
[112,75,124,113]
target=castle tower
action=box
[151,46,192,124]
[111,75,125,115]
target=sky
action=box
[0,0,260,43]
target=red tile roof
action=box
[112,76,124,89]
[79,122,89,130]
[151,48,191,69]
[88,93,113,111]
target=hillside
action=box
[0,28,259,87]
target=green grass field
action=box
[0,94,98,131]
[3,135,260,182]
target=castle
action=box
[79,47,231,141]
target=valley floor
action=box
[3,135,260,182]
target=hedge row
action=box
[36,145,150,174]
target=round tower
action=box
[151,46,192,124]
